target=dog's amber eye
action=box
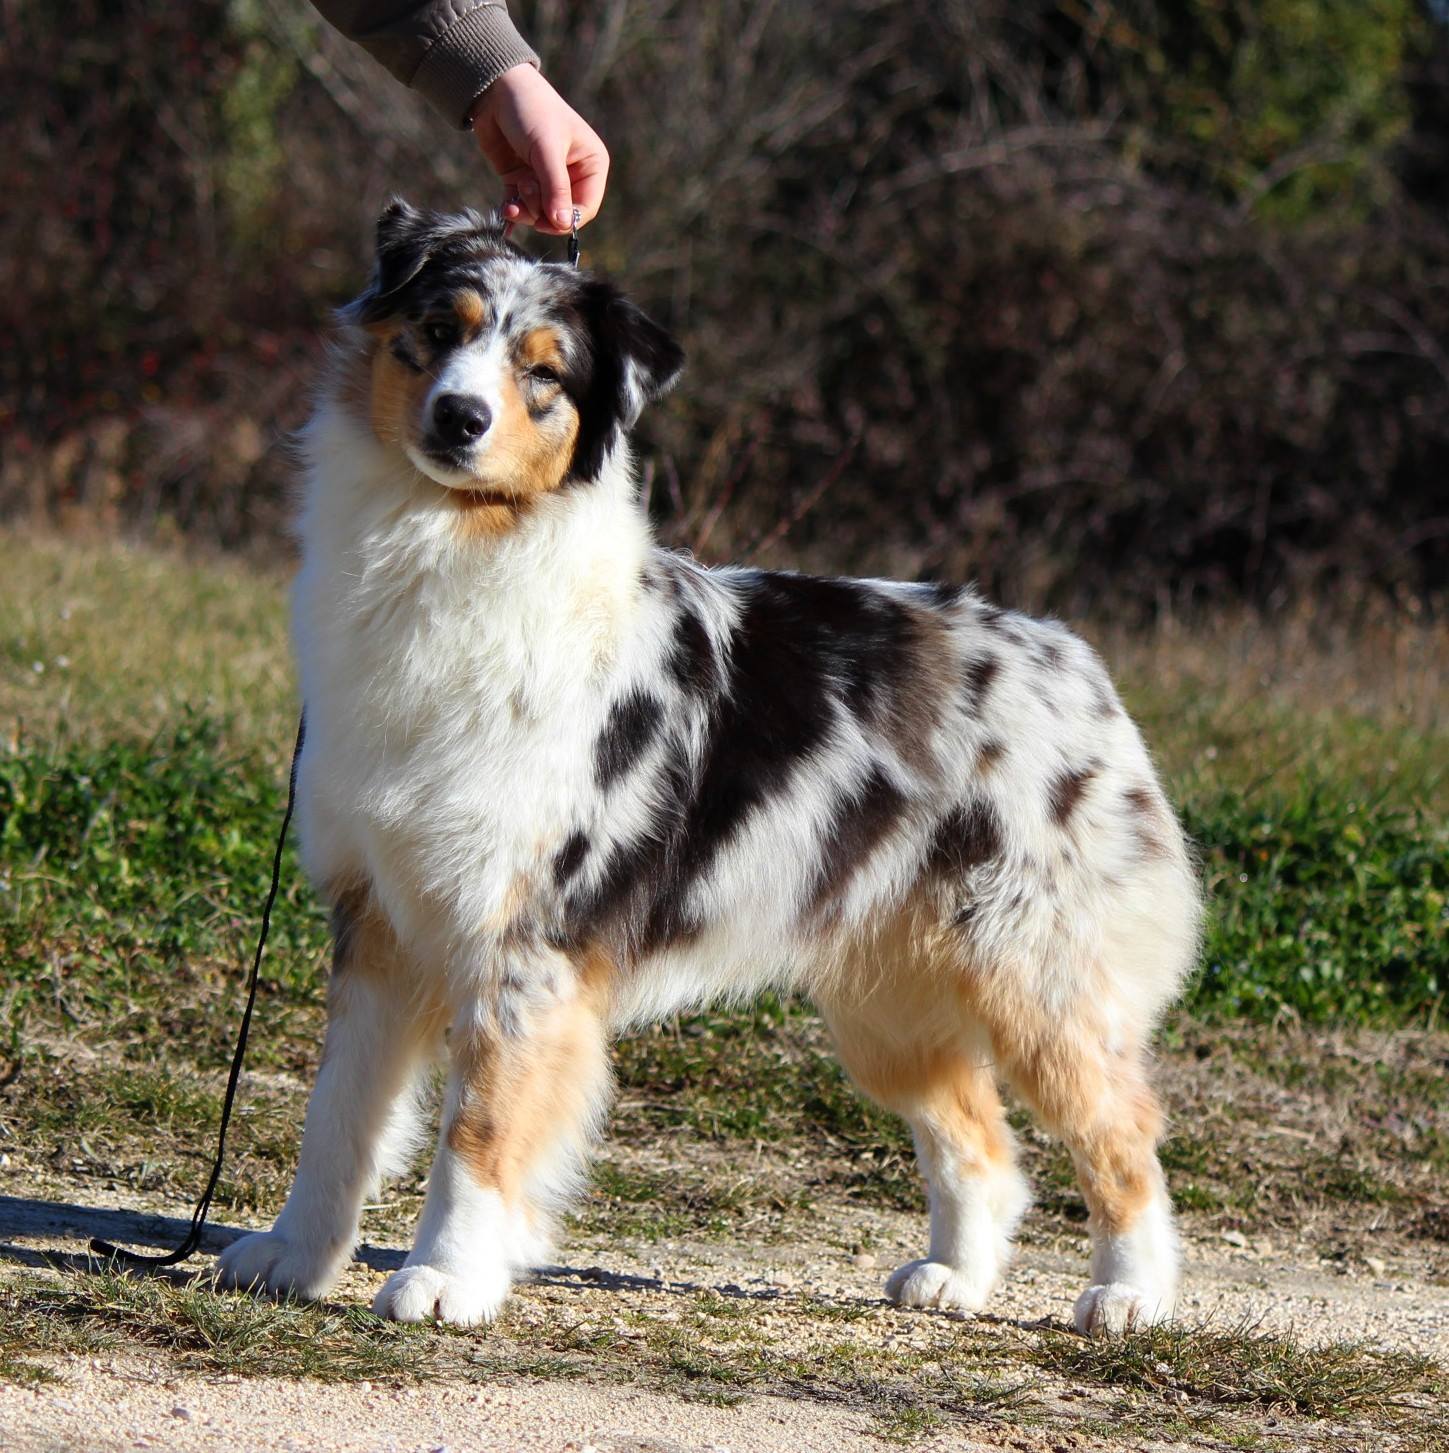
[425,320,458,348]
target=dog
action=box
[216,200,1201,1335]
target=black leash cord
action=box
[91,713,307,1270]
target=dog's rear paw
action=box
[1073,1282,1171,1336]
[885,1259,991,1316]
[215,1230,339,1301]
[372,1263,509,1327]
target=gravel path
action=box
[2,1181,1446,1453]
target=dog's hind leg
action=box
[821,998,1030,1316]
[373,949,612,1327]
[971,977,1179,1335]
[217,889,444,1300]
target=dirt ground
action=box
[2,1138,1446,1453]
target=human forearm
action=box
[308,1,538,126]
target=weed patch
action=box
[1187,787,1447,1023]
[1028,1316,1443,1420]
[0,1269,443,1384]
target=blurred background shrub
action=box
[3,0,1447,613]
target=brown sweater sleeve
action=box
[309,1,539,128]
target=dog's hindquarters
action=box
[812,739,1197,1330]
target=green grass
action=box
[1186,787,1446,1022]
[2,530,1446,1033]
[0,716,328,1072]
[2,537,1446,1447]
[1,718,1442,1042]
[1,715,1445,1240]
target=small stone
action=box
[851,1252,877,1270]
[357,1381,371,1392]
[1364,1256,1387,1277]
[170,1406,193,1421]
[1221,1229,1247,1248]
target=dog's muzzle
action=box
[424,394,492,469]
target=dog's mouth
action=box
[423,442,476,472]
[404,443,522,512]
[405,440,504,495]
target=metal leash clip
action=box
[567,208,582,268]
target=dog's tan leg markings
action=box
[448,984,611,1204]
[216,889,445,1301]
[967,979,1179,1334]
[823,991,1030,1316]
[372,950,613,1327]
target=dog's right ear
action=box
[341,198,437,327]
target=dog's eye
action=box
[425,321,458,348]
[528,365,561,386]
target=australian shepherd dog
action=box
[217,200,1201,1335]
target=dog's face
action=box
[344,200,684,502]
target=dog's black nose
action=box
[433,393,491,448]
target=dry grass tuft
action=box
[0,532,293,762]
[1029,1314,1443,1419]
[0,1268,444,1385]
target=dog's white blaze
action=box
[427,337,509,440]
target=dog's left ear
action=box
[571,279,685,479]
[342,198,443,327]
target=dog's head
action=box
[341,199,684,501]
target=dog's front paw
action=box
[215,1229,342,1302]
[885,1259,991,1316]
[372,1263,509,1327]
[1073,1281,1171,1336]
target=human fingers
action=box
[567,141,609,228]
[530,133,577,236]
[499,167,541,227]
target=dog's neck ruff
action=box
[295,398,653,711]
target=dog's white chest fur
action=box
[291,409,650,969]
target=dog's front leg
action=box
[217,893,444,1300]
[373,951,612,1327]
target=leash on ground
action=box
[90,713,307,1270]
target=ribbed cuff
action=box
[410,3,540,129]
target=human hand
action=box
[471,64,609,236]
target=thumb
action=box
[530,135,576,234]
